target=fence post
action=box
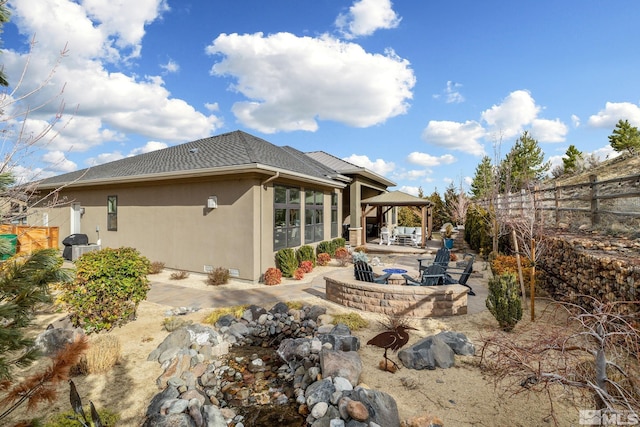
[554,182,559,227]
[590,174,599,226]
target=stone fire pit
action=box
[324,269,468,317]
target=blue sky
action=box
[3,0,640,196]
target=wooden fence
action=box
[480,172,640,230]
[0,225,59,253]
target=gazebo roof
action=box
[361,190,433,207]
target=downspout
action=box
[260,171,279,282]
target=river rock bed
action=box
[143,302,401,427]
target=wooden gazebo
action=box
[360,190,434,248]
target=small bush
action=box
[299,260,313,273]
[263,267,282,286]
[59,247,151,334]
[351,251,369,264]
[450,252,458,262]
[331,312,369,331]
[317,252,331,266]
[332,237,346,249]
[486,273,523,332]
[169,270,190,280]
[491,254,534,280]
[286,301,304,310]
[293,267,305,280]
[206,267,229,286]
[148,261,165,274]
[316,241,335,256]
[353,245,367,253]
[75,335,121,375]
[334,247,350,266]
[44,408,120,427]
[202,305,249,325]
[296,245,316,267]
[163,316,192,332]
[276,248,299,278]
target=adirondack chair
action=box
[354,261,392,284]
[402,264,446,286]
[417,247,450,273]
[442,254,476,296]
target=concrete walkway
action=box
[146,241,490,316]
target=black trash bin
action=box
[62,233,89,261]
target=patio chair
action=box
[402,264,446,286]
[442,254,476,296]
[417,247,450,273]
[379,227,396,246]
[354,261,392,284]
[410,230,422,247]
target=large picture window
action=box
[107,195,118,231]
[274,186,300,250]
[304,190,324,244]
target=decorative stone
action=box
[311,401,329,418]
[399,336,455,370]
[320,349,362,386]
[435,331,475,356]
[347,400,369,421]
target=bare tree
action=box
[480,298,640,425]
[0,36,77,225]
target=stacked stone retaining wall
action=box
[537,234,640,312]
[324,270,468,317]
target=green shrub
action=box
[485,273,523,332]
[206,267,229,286]
[276,248,299,278]
[332,237,346,249]
[316,241,335,256]
[296,245,316,266]
[59,247,151,334]
[44,408,120,427]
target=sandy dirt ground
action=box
[4,266,589,427]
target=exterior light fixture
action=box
[207,196,218,209]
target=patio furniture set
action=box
[352,247,476,295]
[379,226,422,247]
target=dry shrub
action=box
[169,270,190,280]
[163,316,193,332]
[334,247,350,266]
[148,261,165,274]
[491,254,533,279]
[206,267,229,286]
[286,301,304,310]
[332,312,369,331]
[202,305,249,325]
[76,335,121,375]
[317,252,331,266]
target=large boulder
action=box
[398,336,455,370]
[343,386,400,427]
[320,349,363,386]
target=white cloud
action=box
[3,0,222,171]
[435,81,464,104]
[587,102,640,128]
[571,114,581,128]
[397,185,423,197]
[160,59,180,74]
[129,141,168,156]
[481,90,540,138]
[86,151,125,166]
[342,154,395,176]
[421,120,486,156]
[207,32,415,133]
[530,118,568,143]
[407,152,456,167]
[41,150,78,173]
[335,0,401,39]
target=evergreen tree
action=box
[501,131,549,191]
[427,189,446,230]
[562,144,583,175]
[470,156,494,199]
[608,119,640,155]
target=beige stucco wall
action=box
[33,175,343,283]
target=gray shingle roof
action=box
[37,131,347,188]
